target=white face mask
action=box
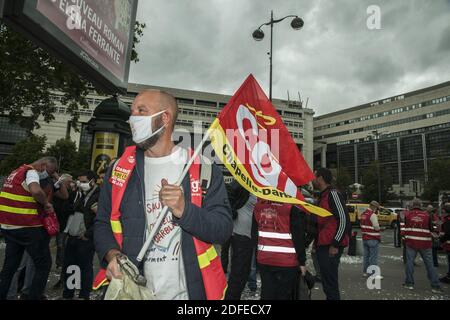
[78,179,93,193]
[129,110,166,144]
[79,183,90,193]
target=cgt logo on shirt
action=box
[189,174,201,198]
[191,180,200,193]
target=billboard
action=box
[1,0,138,94]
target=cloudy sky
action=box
[128,0,450,116]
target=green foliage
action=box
[70,145,92,176]
[360,161,393,204]
[0,136,93,177]
[0,135,46,175]
[335,167,353,193]
[45,138,78,172]
[45,138,92,175]
[132,22,146,63]
[423,158,450,202]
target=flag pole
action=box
[137,125,215,262]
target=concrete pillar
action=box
[321,145,327,168]
[354,144,358,184]
[397,137,402,186]
[422,133,428,183]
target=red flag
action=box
[209,74,330,217]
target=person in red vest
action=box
[439,203,450,284]
[0,157,58,300]
[252,199,306,300]
[360,201,383,279]
[400,198,442,293]
[426,205,440,267]
[93,90,232,300]
[312,168,351,300]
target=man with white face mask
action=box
[63,171,99,300]
[94,90,232,300]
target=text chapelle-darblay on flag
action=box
[207,74,331,217]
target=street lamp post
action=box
[252,11,304,101]
[370,130,388,203]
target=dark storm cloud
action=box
[129,0,450,116]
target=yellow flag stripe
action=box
[110,220,123,234]
[93,278,109,290]
[0,205,38,215]
[209,119,332,217]
[0,192,36,203]
[197,246,218,269]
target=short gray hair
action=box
[411,198,422,209]
[39,156,58,170]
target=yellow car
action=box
[346,203,370,224]
[377,207,398,228]
[347,203,398,228]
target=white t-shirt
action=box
[143,147,189,300]
[1,170,40,230]
[233,194,257,239]
[25,170,40,186]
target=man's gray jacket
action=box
[94,148,233,300]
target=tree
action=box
[360,161,393,204]
[45,138,93,175]
[45,138,78,173]
[0,21,146,131]
[0,134,46,175]
[423,158,450,202]
[335,167,353,192]
[70,145,92,176]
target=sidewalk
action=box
[0,228,448,300]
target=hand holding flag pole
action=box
[137,128,213,262]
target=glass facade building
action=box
[314,81,450,195]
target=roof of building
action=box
[315,80,450,121]
[126,82,315,114]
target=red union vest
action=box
[254,201,298,267]
[402,209,432,250]
[0,165,44,227]
[93,146,227,300]
[360,209,381,241]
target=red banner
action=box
[209,74,330,217]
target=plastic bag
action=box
[41,211,60,236]
[104,254,156,300]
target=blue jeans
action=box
[363,239,379,274]
[405,246,440,288]
[0,227,51,300]
[317,246,343,300]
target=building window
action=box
[196,100,217,108]
[378,139,398,163]
[80,123,93,148]
[177,98,194,105]
[0,117,29,145]
[400,135,423,161]
[338,145,356,182]
[383,163,400,185]
[426,130,450,158]
[401,160,425,184]
[357,143,375,166]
